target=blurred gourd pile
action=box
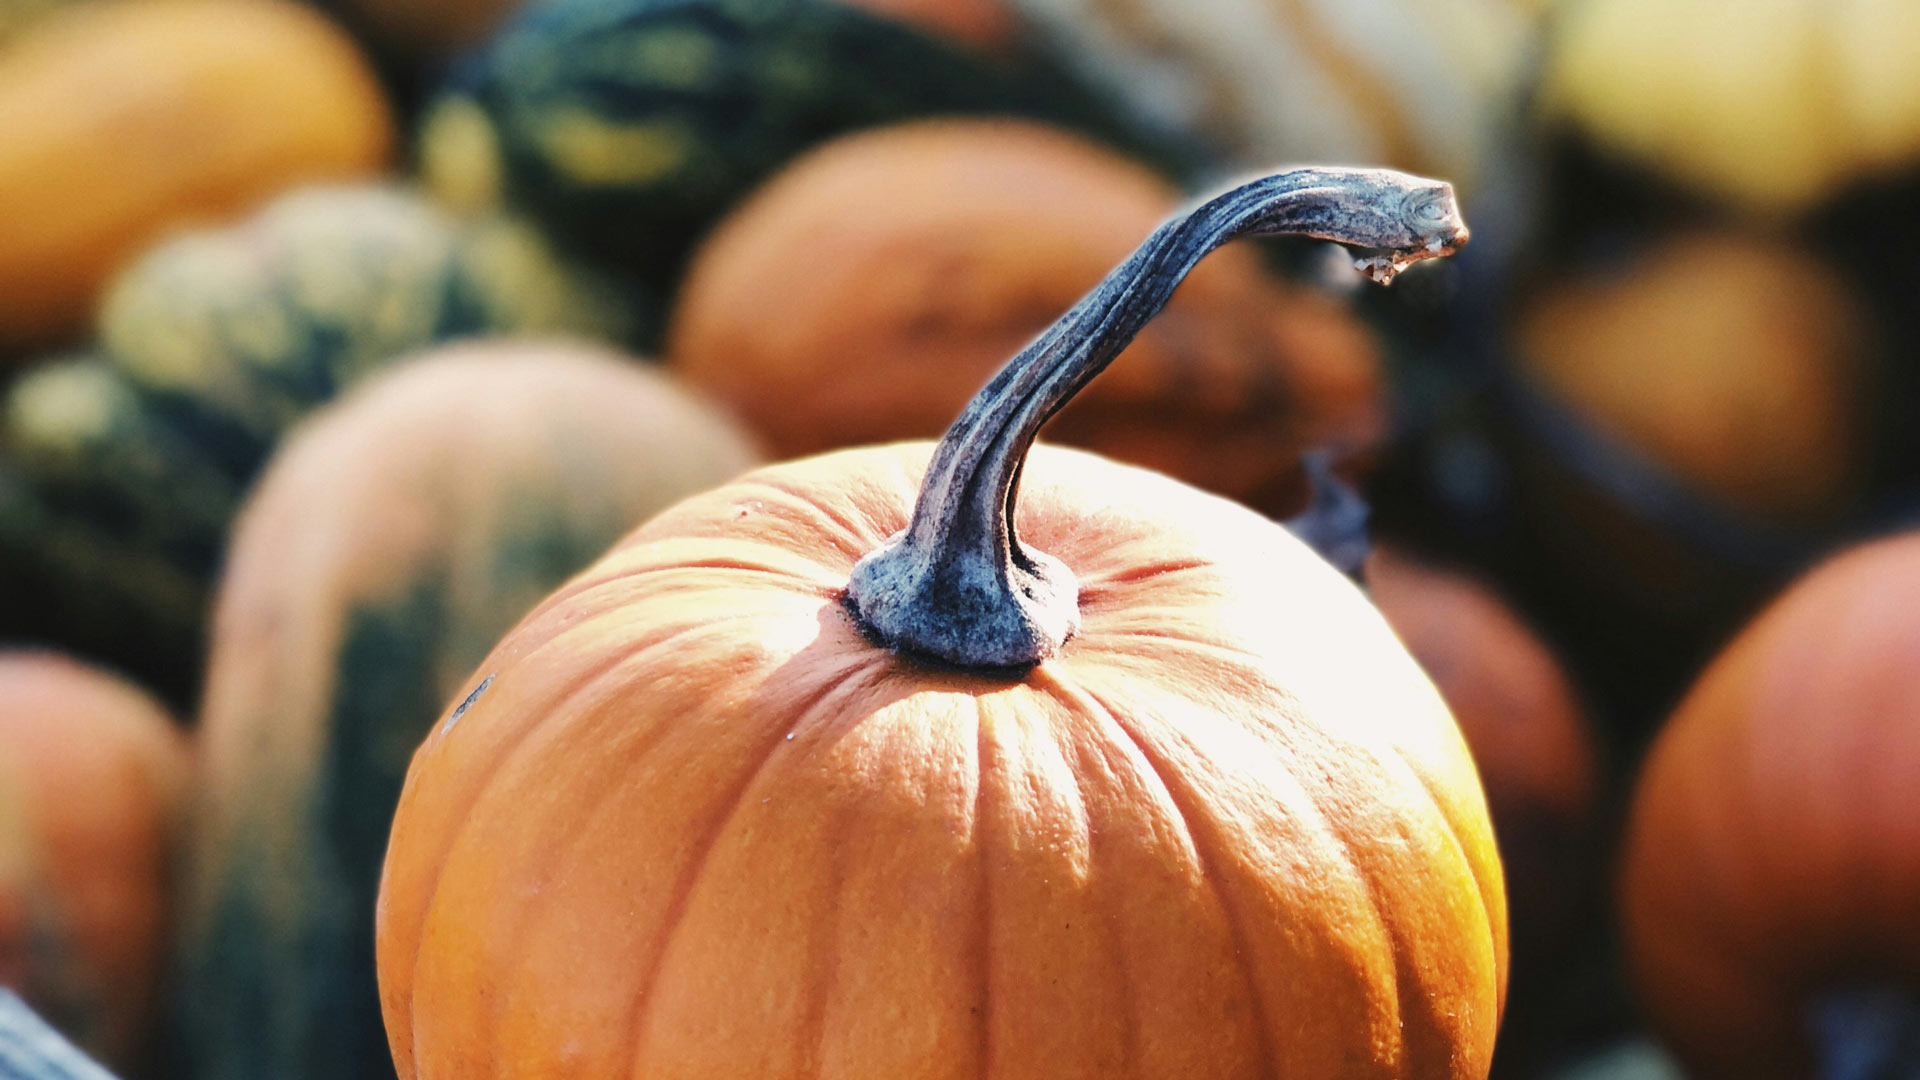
[2,0,1919,1078]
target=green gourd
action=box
[176,340,757,1080]
[0,184,635,708]
[419,0,1198,293]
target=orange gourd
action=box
[0,0,392,350]
[1367,545,1599,1073]
[379,167,1504,1079]
[1621,533,1920,1080]
[1513,230,1873,524]
[0,653,187,1074]
[669,119,1385,514]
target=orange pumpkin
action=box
[1366,545,1599,1072]
[1620,533,1920,1080]
[0,653,187,1074]
[0,0,392,350]
[668,118,1385,514]
[1512,230,1874,524]
[379,166,1504,1079]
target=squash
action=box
[0,184,635,709]
[1540,0,1920,214]
[378,167,1504,1079]
[0,0,393,351]
[1513,230,1875,524]
[418,0,1193,293]
[0,654,187,1076]
[177,340,757,1080]
[0,989,119,1080]
[669,118,1385,513]
[1620,532,1920,1080]
[1002,0,1541,194]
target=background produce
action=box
[0,0,1915,1076]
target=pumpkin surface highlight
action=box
[179,342,757,1080]
[378,167,1505,1079]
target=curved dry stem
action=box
[845,166,1468,671]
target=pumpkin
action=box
[1513,230,1875,524]
[1002,0,1541,194]
[377,167,1505,1079]
[0,989,119,1080]
[1366,544,1599,1073]
[417,0,1193,294]
[0,184,635,708]
[0,653,187,1075]
[0,0,393,351]
[1540,0,1920,214]
[1620,532,1920,1080]
[669,118,1385,513]
[175,340,755,1080]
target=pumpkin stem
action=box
[1810,987,1920,1080]
[1283,449,1373,582]
[845,166,1468,671]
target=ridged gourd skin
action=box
[0,184,636,709]
[0,653,187,1077]
[376,441,1507,1080]
[179,342,758,1080]
[1000,0,1540,194]
[1620,533,1920,1080]
[1540,0,1920,213]
[418,0,1194,294]
[1513,230,1873,525]
[669,119,1384,513]
[0,0,393,350]
[1366,545,1598,1073]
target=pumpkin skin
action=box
[1365,545,1598,1073]
[0,989,119,1080]
[418,0,1189,293]
[376,441,1507,1079]
[0,184,634,709]
[177,341,758,1080]
[1513,230,1874,524]
[1540,0,1920,214]
[669,119,1384,511]
[1620,533,1920,1080]
[1002,0,1540,193]
[0,653,186,1075]
[0,0,392,351]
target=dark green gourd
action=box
[177,341,758,1080]
[0,184,635,709]
[420,0,1200,293]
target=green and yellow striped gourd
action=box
[420,0,1196,292]
[0,184,635,708]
